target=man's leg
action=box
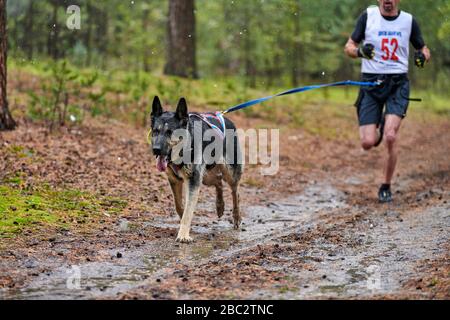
[359,124,378,150]
[356,87,382,151]
[377,114,402,202]
[383,75,409,185]
[383,114,402,184]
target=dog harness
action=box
[189,112,227,139]
[165,112,226,179]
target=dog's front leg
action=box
[167,172,184,219]
[176,172,202,243]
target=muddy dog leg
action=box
[222,164,242,229]
[168,175,184,219]
[215,180,225,218]
[176,171,202,243]
[231,183,241,229]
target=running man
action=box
[344,0,430,202]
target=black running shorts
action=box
[355,73,410,126]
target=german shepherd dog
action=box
[150,96,243,243]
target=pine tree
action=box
[0,0,16,131]
[164,0,197,78]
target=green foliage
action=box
[25,59,110,127]
[27,60,80,128]
[0,184,127,237]
[6,0,449,95]
[15,56,449,135]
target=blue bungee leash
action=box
[221,80,382,114]
[147,79,420,145]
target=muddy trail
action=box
[2,179,448,300]
[0,115,449,300]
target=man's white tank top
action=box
[362,6,412,74]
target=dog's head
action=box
[150,96,189,172]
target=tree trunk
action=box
[0,0,15,130]
[142,7,150,72]
[95,5,108,69]
[164,0,197,78]
[47,0,59,60]
[85,3,93,66]
[23,0,35,60]
[291,0,301,87]
[243,5,256,88]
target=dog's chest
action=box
[169,163,189,179]
[168,163,222,186]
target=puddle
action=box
[1,182,346,299]
[250,203,450,299]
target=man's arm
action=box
[346,38,375,60]
[344,38,361,59]
[344,10,367,59]
[411,17,431,62]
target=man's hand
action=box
[414,51,426,68]
[358,43,375,60]
[415,46,431,68]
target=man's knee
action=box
[384,115,402,147]
[359,124,378,150]
[361,136,376,150]
[384,129,397,146]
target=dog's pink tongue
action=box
[156,156,168,172]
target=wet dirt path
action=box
[0,182,345,299]
[252,200,449,299]
[2,176,448,299]
[1,117,449,300]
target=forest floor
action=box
[0,97,449,300]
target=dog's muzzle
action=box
[152,145,162,156]
[156,155,169,172]
[152,145,169,172]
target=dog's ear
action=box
[175,98,188,121]
[151,96,163,118]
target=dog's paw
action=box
[176,234,194,243]
[216,202,225,218]
[233,217,241,230]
